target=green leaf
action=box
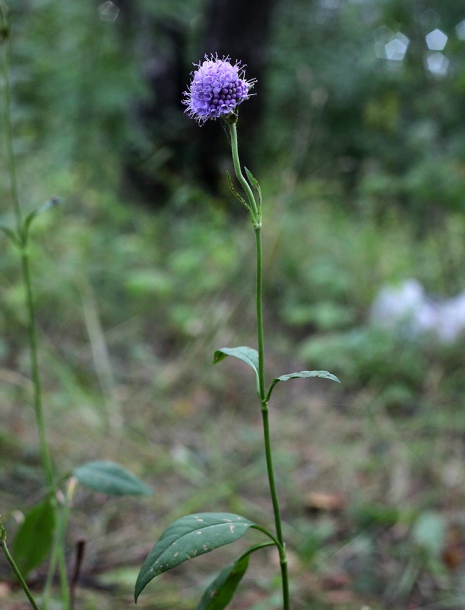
[266,370,340,401]
[23,197,61,237]
[12,499,56,576]
[226,171,250,212]
[213,346,260,396]
[244,167,262,206]
[73,460,153,496]
[135,513,255,601]
[196,554,250,610]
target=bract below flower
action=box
[182,54,255,124]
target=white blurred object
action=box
[425,28,448,51]
[98,1,119,22]
[370,279,465,343]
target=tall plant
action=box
[0,6,153,609]
[134,54,339,610]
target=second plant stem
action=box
[2,10,54,490]
[2,26,68,608]
[0,525,41,610]
[21,250,54,489]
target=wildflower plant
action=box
[134,54,340,610]
[0,6,153,609]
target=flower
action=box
[182,54,255,124]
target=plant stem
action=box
[1,2,54,490]
[239,540,276,560]
[2,19,67,608]
[255,227,290,610]
[21,251,55,488]
[0,527,42,610]
[228,121,290,609]
[255,228,266,400]
[57,504,71,610]
[229,121,259,223]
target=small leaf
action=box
[23,196,61,237]
[274,370,340,384]
[135,513,255,601]
[244,167,258,187]
[73,461,153,496]
[244,167,262,206]
[196,554,250,610]
[213,346,260,396]
[226,172,250,212]
[12,499,56,576]
[266,370,340,401]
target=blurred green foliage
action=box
[4,2,465,608]
[3,0,465,219]
[266,0,465,221]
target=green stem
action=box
[21,250,54,488]
[1,17,65,608]
[228,121,259,224]
[255,228,266,399]
[251,524,282,549]
[42,499,71,610]
[256,228,290,609]
[228,121,290,608]
[1,5,53,489]
[239,540,276,560]
[0,527,42,610]
[57,505,71,610]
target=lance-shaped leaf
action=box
[266,370,340,402]
[73,460,153,496]
[23,196,61,238]
[12,498,56,577]
[213,346,260,396]
[196,541,274,610]
[196,554,249,610]
[226,171,250,213]
[135,513,255,601]
[244,167,262,207]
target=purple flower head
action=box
[182,54,255,124]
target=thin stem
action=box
[42,522,71,610]
[2,18,64,608]
[42,496,71,610]
[57,515,71,610]
[260,406,285,541]
[228,121,259,223]
[21,251,54,488]
[251,524,282,549]
[1,5,54,489]
[228,117,290,609]
[255,214,290,610]
[0,527,42,610]
[255,228,266,399]
[239,540,276,560]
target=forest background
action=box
[3,0,465,608]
